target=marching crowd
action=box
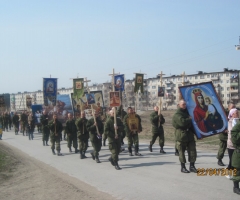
[0,100,240,195]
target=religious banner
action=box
[114,74,125,91]
[179,82,228,139]
[86,93,96,105]
[71,91,104,119]
[73,78,84,99]
[26,95,32,108]
[0,95,5,109]
[127,113,139,132]
[43,78,58,106]
[158,86,165,97]
[31,104,44,125]
[43,94,73,126]
[134,73,144,93]
[109,91,121,107]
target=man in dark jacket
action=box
[149,106,166,153]
[65,113,78,153]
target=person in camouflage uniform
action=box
[172,100,197,173]
[65,113,78,153]
[8,112,12,130]
[76,111,89,159]
[3,112,10,132]
[149,106,166,153]
[231,120,240,195]
[87,111,104,163]
[20,111,28,135]
[117,105,127,145]
[40,110,50,146]
[123,107,142,156]
[104,109,123,170]
[48,113,63,156]
[12,112,20,135]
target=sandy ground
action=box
[0,142,115,200]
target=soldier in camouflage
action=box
[65,113,78,153]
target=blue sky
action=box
[1,0,240,93]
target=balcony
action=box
[231,96,239,100]
[211,76,219,81]
[230,82,238,87]
[230,89,238,93]
[165,80,172,84]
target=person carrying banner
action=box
[172,100,197,173]
[76,111,89,159]
[48,113,63,156]
[123,107,142,156]
[230,120,240,195]
[87,111,104,163]
[20,111,28,135]
[117,105,127,145]
[149,106,166,153]
[12,112,20,135]
[40,110,50,146]
[65,113,78,153]
[104,109,123,170]
[102,107,111,146]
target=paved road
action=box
[2,130,239,200]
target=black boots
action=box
[148,142,153,152]
[95,156,101,163]
[57,150,62,156]
[43,141,45,146]
[181,163,190,173]
[69,148,72,153]
[108,157,115,166]
[160,147,166,154]
[52,149,56,155]
[114,161,121,170]
[233,182,240,195]
[80,151,83,159]
[91,152,95,160]
[128,147,133,156]
[218,159,225,166]
[103,139,106,146]
[46,141,49,146]
[82,151,87,159]
[189,162,197,173]
[75,148,78,153]
[175,148,179,156]
[134,146,142,156]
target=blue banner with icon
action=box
[43,78,58,106]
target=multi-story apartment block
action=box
[8,68,240,111]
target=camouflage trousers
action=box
[90,134,102,157]
[50,134,61,151]
[127,133,139,148]
[150,132,164,147]
[176,140,197,163]
[78,134,89,152]
[67,135,78,149]
[216,140,227,160]
[109,137,121,162]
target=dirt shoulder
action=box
[0,142,115,200]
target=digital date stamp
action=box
[197,168,237,176]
